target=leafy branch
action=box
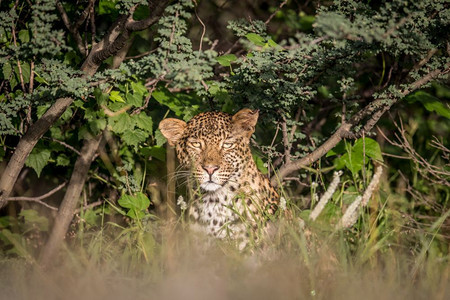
[271,64,450,186]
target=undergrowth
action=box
[0,182,449,300]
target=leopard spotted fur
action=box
[159,109,279,246]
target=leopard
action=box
[159,108,279,248]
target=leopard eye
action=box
[223,142,235,149]
[190,141,201,149]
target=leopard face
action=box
[159,109,258,193]
[159,108,278,244]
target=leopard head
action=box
[159,109,259,192]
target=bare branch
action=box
[193,0,206,51]
[265,0,288,24]
[7,182,67,211]
[55,0,87,56]
[11,25,26,92]
[280,115,291,163]
[82,0,169,75]
[74,200,104,214]
[125,0,169,32]
[132,81,159,115]
[413,48,438,72]
[43,137,81,155]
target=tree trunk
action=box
[0,97,74,208]
[39,134,102,267]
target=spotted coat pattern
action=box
[159,109,279,245]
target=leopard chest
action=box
[189,187,245,239]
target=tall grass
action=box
[0,186,449,300]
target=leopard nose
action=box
[202,165,219,175]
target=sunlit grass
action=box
[1,191,449,300]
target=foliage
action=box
[0,0,449,292]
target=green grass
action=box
[0,192,449,300]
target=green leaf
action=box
[2,62,12,79]
[118,194,133,209]
[18,29,30,43]
[90,118,106,134]
[326,141,345,157]
[26,148,51,177]
[245,33,266,46]
[336,152,364,175]
[94,88,110,105]
[434,83,450,99]
[253,154,268,175]
[267,39,280,48]
[353,137,383,162]
[56,154,70,167]
[133,112,153,132]
[15,62,30,84]
[37,104,50,118]
[64,51,82,65]
[109,113,134,134]
[109,90,125,103]
[216,54,237,67]
[140,146,165,161]
[335,138,383,175]
[98,0,117,16]
[118,192,150,220]
[406,91,450,119]
[154,129,167,147]
[152,88,201,119]
[134,192,151,210]
[121,129,149,148]
[3,62,18,89]
[126,93,143,107]
[82,209,100,227]
[60,107,73,122]
[130,81,148,96]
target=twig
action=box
[382,16,410,39]
[132,81,159,115]
[413,48,438,72]
[29,60,34,93]
[11,25,26,92]
[280,115,291,163]
[55,0,88,56]
[89,0,96,46]
[43,137,81,155]
[125,48,157,60]
[7,182,67,211]
[193,0,206,52]
[265,0,288,25]
[102,104,131,117]
[74,200,104,214]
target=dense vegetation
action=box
[0,0,449,298]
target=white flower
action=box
[177,195,187,210]
[337,196,362,229]
[309,171,342,221]
[311,182,318,188]
[337,166,383,229]
[361,166,383,206]
[279,197,287,211]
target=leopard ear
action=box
[232,108,259,139]
[159,118,187,146]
